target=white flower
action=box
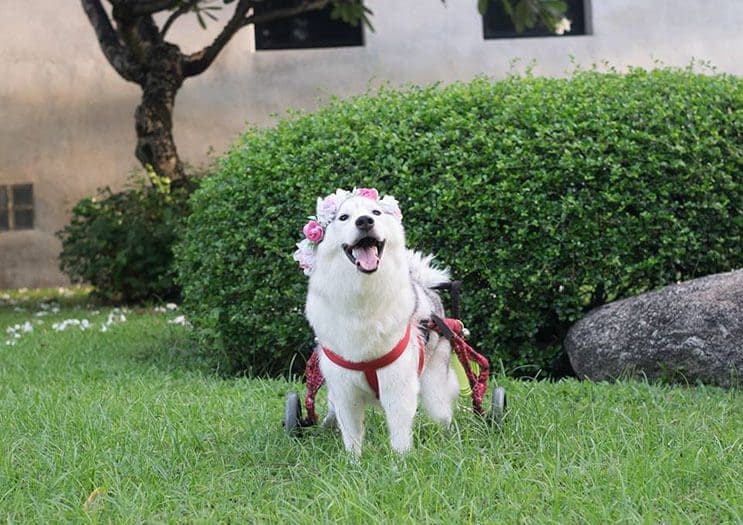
[379,195,403,221]
[22,322,33,333]
[168,315,191,327]
[52,319,89,332]
[104,310,127,328]
[293,239,317,276]
[554,17,572,35]
[166,303,178,311]
[100,309,128,332]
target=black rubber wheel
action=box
[283,392,302,435]
[491,386,507,427]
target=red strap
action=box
[322,324,424,399]
[428,316,490,416]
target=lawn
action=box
[1,289,741,523]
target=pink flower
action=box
[357,188,379,200]
[303,220,324,243]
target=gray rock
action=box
[565,270,743,388]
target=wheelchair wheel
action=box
[283,392,302,435]
[491,386,507,427]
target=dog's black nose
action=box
[355,215,375,231]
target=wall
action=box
[1,0,741,288]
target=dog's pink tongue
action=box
[353,245,379,272]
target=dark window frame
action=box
[0,184,34,231]
[483,0,589,39]
[253,0,364,51]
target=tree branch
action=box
[120,0,181,16]
[80,0,144,83]
[183,0,331,78]
[161,0,201,37]
[244,0,332,26]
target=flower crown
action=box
[293,187,402,275]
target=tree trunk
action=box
[134,43,187,183]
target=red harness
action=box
[321,323,424,399]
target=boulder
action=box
[565,270,743,388]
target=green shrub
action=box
[58,170,197,303]
[176,67,742,376]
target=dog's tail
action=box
[408,250,451,289]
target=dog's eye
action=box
[372,210,382,216]
[338,214,349,221]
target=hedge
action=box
[176,67,742,376]
[58,171,196,303]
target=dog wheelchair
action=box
[283,281,507,434]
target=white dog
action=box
[293,188,460,455]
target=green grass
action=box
[1,290,741,523]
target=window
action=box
[483,0,588,39]
[254,0,364,51]
[0,184,34,231]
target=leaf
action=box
[83,487,105,512]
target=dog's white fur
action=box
[305,194,460,455]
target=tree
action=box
[81,0,566,184]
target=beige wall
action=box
[1,0,742,289]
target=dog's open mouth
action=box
[342,237,386,273]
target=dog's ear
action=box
[379,195,403,221]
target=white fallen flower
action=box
[4,321,33,345]
[98,309,128,332]
[52,319,91,332]
[106,311,127,325]
[57,287,75,297]
[6,322,32,335]
[154,303,179,314]
[168,315,191,327]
